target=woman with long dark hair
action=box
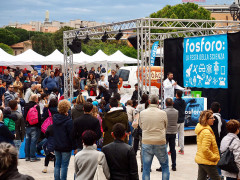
[96,86,111,104]
[86,73,97,96]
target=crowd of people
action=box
[0,67,240,180]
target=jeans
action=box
[80,79,85,90]
[177,123,184,151]
[128,122,133,146]
[226,177,237,180]
[13,140,22,153]
[166,134,176,168]
[142,144,170,180]
[25,127,40,159]
[54,151,71,180]
[37,138,47,153]
[109,88,118,97]
[197,164,220,180]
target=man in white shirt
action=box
[98,75,109,89]
[163,72,185,107]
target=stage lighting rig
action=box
[101,31,109,42]
[84,34,90,44]
[67,37,82,53]
[115,30,123,40]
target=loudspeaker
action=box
[67,39,82,53]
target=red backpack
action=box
[26,105,39,125]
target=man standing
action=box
[102,123,139,180]
[24,84,37,103]
[72,102,102,153]
[40,68,47,81]
[164,98,178,171]
[210,102,227,148]
[108,70,119,96]
[102,97,128,146]
[2,69,13,87]
[139,94,169,180]
[4,85,17,107]
[24,94,41,162]
[42,71,59,94]
[173,90,186,155]
[163,72,184,106]
[131,83,142,101]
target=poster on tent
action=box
[183,34,228,89]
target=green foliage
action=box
[149,3,213,33]
[31,33,55,56]
[52,26,74,53]
[0,28,19,46]
[0,43,14,55]
[5,27,30,43]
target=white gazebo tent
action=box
[0,48,16,66]
[108,50,138,64]
[45,49,64,65]
[14,49,47,65]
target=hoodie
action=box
[53,113,73,152]
[173,98,186,124]
[195,123,220,165]
[71,104,84,121]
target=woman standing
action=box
[86,73,97,96]
[220,120,240,180]
[71,94,85,121]
[13,76,23,98]
[53,100,73,180]
[195,110,220,180]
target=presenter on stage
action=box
[163,72,185,104]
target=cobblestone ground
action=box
[18,141,198,180]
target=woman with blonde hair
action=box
[71,93,85,121]
[195,110,220,180]
[0,143,34,179]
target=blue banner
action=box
[150,41,159,66]
[183,34,228,88]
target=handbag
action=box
[41,110,53,133]
[93,152,107,180]
[217,138,239,173]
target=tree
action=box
[0,43,14,55]
[5,27,30,43]
[52,26,74,52]
[31,33,55,56]
[0,28,19,46]
[149,3,213,33]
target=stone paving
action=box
[18,141,198,180]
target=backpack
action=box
[4,117,15,132]
[41,110,53,133]
[26,105,39,125]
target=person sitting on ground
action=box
[0,143,34,180]
[102,97,129,146]
[74,130,110,180]
[71,93,85,121]
[98,75,109,89]
[96,86,111,104]
[0,107,15,144]
[195,110,220,180]
[220,120,240,180]
[72,102,102,153]
[102,123,139,180]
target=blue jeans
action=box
[128,122,133,146]
[37,138,47,153]
[25,127,40,159]
[80,79,85,90]
[54,151,71,180]
[13,140,22,153]
[142,144,170,180]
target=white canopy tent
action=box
[73,51,92,65]
[14,49,47,65]
[45,49,64,65]
[108,50,138,64]
[0,48,16,66]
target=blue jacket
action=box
[53,113,73,152]
[43,76,59,90]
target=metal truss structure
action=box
[63,18,240,106]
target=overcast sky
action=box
[0,0,234,27]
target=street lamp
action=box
[230,2,240,21]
